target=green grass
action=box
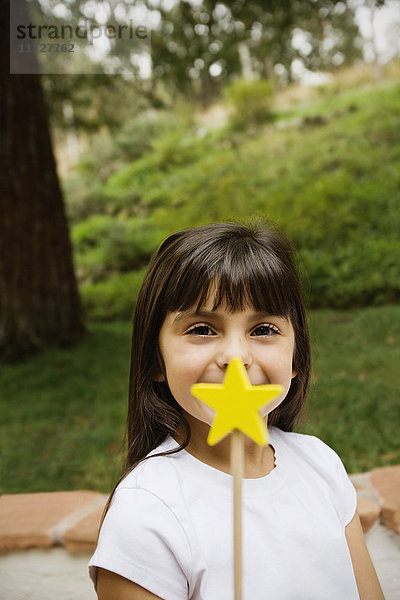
[0,322,130,494]
[1,305,399,493]
[304,305,400,473]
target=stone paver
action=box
[371,466,400,534]
[351,465,400,535]
[356,495,381,532]
[382,501,400,536]
[64,504,106,553]
[0,491,105,551]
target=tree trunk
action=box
[199,67,214,108]
[369,5,383,82]
[238,42,254,81]
[0,0,84,360]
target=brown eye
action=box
[252,324,279,337]
[187,325,215,336]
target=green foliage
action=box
[149,127,210,170]
[113,111,181,162]
[300,239,400,308]
[63,174,108,224]
[72,216,160,283]
[148,0,362,106]
[100,125,216,216]
[64,79,400,320]
[80,270,146,321]
[1,305,399,492]
[41,0,363,122]
[64,111,195,223]
[44,73,150,132]
[224,78,274,128]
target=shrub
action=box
[63,176,109,224]
[72,216,161,283]
[63,111,192,222]
[300,239,400,308]
[224,78,274,129]
[114,111,184,162]
[103,127,213,213]
[80,270,146,320]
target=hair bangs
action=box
[160,234,295,318]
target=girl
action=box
[89,221,384,600]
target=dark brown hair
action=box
[101,220,311,523]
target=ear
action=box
[154,373,165,382]
[291,368,297,379]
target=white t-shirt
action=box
[89,427,359,599]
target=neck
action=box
[175,412,275,478]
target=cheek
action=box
[260,383,290,418]
[164,344,212,387]
[169,381,216,426]
[259,355,295,417]
[163,359,215,424]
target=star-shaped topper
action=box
[191,357,283,446]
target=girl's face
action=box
[158,296,297,430]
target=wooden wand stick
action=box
[231,429,244,600]
[191,357,283,600]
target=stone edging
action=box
[352,465,400,535]
[0,465,399,554]
[0,491,108,553]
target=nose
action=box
[216,335,253,370]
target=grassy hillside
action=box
[64,77,400,319]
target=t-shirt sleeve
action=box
[333,448,358,526]
[88,487,191,600]
[312,436,357,527]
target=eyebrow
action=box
[172,310,288,324]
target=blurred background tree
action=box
[0,0,84,360]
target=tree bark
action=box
[0,0,84,360]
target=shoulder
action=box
[109,437,202,548]
[91,444,193,595]
[107,445,189,540]
[102,482,191,559]
[271,427,357,525]
[270,426,344,469]
[116,437,185,500]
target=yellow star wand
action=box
[191,357,283,600]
